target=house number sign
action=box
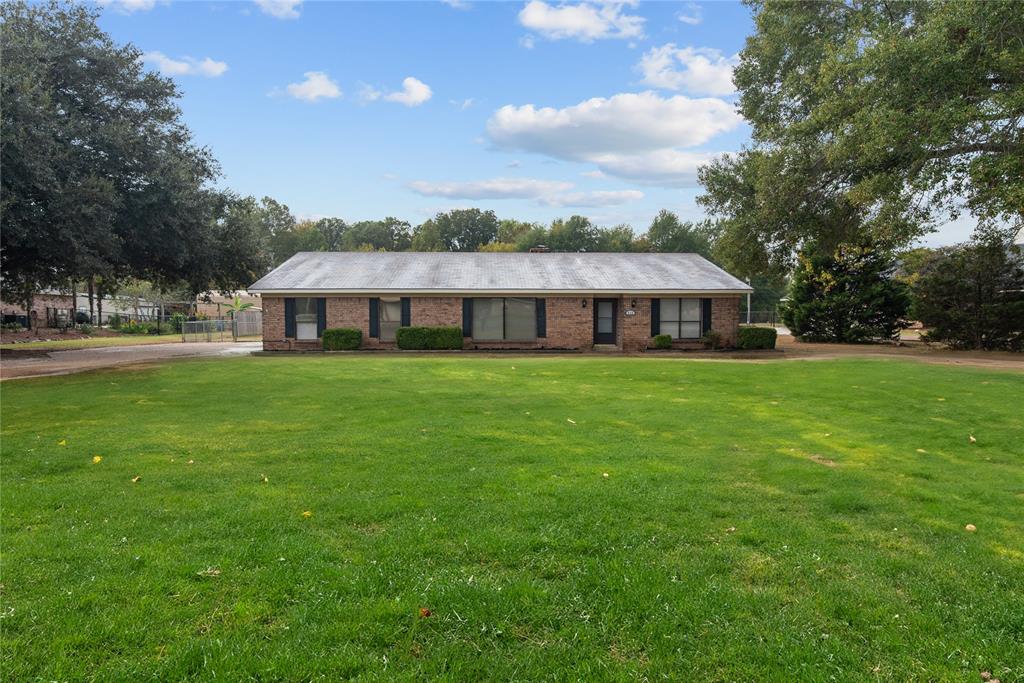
[624,309,637,316]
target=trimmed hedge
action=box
[322,327,362,351]
[737,326,777,350]
[652,334,672,350]
[396,326,464,350]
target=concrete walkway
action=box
[1,341,260,380]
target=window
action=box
[295,297,318,340]
[659,298,701,339]
[379,299,402,341]
[472,298,536,341]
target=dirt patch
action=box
[772,335,1024,371]
[1,327,123,344]
[809,454,838,468]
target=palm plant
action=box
[224,295,254,341]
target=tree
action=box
[414,209,498,252]
[315,218,349,251]
[498,219,539,244]
[595,225,638,252]
[548,216,598,252]
[0,0,223,322]
[224,295,255,342]
[699,0,1023,275]
[782,244,910,343]
[913,239,1024,351]
[645,210,714,257]
[344,217,412,251]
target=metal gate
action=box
[181,310,261,342]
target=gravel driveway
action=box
[1,342,260,380]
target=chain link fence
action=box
[181,310,261,342]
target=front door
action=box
[593,298,617,344]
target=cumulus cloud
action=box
[255,0,302,19]
[98,0,158,14]
[362,77,433,107]
[285,71,342,102]
[486,91,740,186]
[440,0,472,9]
[407,177,643,207]
[518,0,644,43]
[143,52,228,78]
[676,2,702,25]
[637,45,738,96]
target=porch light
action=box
[581,299,587,308]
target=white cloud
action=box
[519,35,536,49]
[539,189,643,207]
[441,0,471,9]
[581,169,606,178]
[637,45,738,96]
[518,0,644,43]
[487,91,740,186]
[98,0,158,13]
[143,52,228,78]
[364,77,433,107]
[255,0,302,19]
[449,98,474,110]
[285,71,342,102]
[676,2,702,25]
[407,177,643,207]
[408,177,573,200]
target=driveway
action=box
[1,342,260,380]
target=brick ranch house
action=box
[249,251,752,352]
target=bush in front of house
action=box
[396,326,464,350]
[169,312,186,334]
[652,334,672,350]
[322,328,362,351]
[737,326,777,350]
[119,320,158,335]
[701,330,724,349]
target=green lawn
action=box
[0,332,182,351]
[2,356,1022,680]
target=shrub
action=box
[652,334,672,350]
[75,311,90,324]
[78,324,94,335]
[169,312,186,334]
[108,313,123,329]
[322,328,362,351]
[119,321,157,335]
[1,321,24,331]
[737,326,777,350]
[396,326,464,350]
[701,330,724,349]
[782,244,909,342]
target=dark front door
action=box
[593,298,617,344]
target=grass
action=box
[2,356,1022,680]
[0,332,182,351]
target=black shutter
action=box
[535,298,546,338]
[650,298,660,337]
[284,298,296,338]
[462,298,472,337]
[316,298,327,337]
[368,298,379,338]
[400,297,411,327]
[701,298,712,336]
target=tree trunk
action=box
[70,279,77,327]
[87,276,95,323]
[21,283,34,331]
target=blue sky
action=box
[98,0,969,245]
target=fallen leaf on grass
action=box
[419,608,432,618]
[260,474,269,483]
[187,459,195,465]
[725,526,737,533]
[131,475,141,483]
[602,472,609,478]
[302,511,313,518]
[92,456,103,464]
[965,524,977,532]
[969,435,977,444]
[566,418,576,425]
[58,439,67,446]
[197,567,221,578]
[916,449,927,454]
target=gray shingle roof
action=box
[249,251,752,294]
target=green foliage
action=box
[412,209,499,252]
[701,330,724,350]
[699,0,1024,276]
[652,334,672,350]
[646,210,713,257]
[168,312,186,334]
[118,321,158,335]
[914,240,1024,351]
[322,328,362,351]
[2,322,25,332]
[782,244,910,343]
[107,313,123,329]
[78,324,94,335]
[548,216,598,252]
[737,327,777,350]
[395,326,464,350]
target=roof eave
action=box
[247,288,753,296]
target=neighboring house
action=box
[195,290,262,318]
[249,252,752,352]
[1015,226,1024,249]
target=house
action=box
[195,290,262,318]
[248,251,753,352]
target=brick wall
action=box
[261,294,742,351]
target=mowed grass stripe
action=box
[1,356,1022,680]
